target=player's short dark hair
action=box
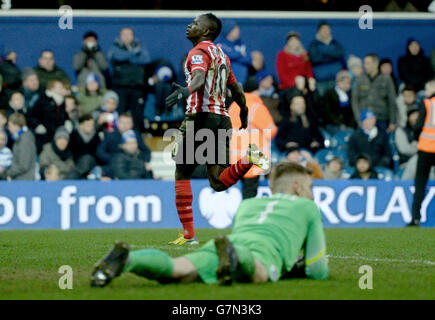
[202,13,222,41]
[269,162,312,194]
[78,114,94,124]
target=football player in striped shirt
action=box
[165,13,269,245]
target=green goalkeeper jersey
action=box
[229,193,329,280]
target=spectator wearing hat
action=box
[308,20,346,96]
[379,58,398,92]
[67,114,100,179]
[351,54,398,133]
[96,112,151,178]
[34,50,70,90]
[77,72,107,115]
[92,90,119,135]
[110,129,153,180]
[39,126,75,180]
[0,113,36,180]
[350,153,378,180]
[73,31,109,89]
[254,69,278,99]
[215,20,252,85]
[0,48,21,96]
[398,38,433,92]
[108,27,150,133]
[346,54,363,89]
[276,31,314,92]
[275,93,324,154]
[282,146,323,179]
[0,129,12,174]
[323,70,356,134]
[20,68,40,110]
[396,85,418,128]
[323,157,344,180]
[347,109,392,168]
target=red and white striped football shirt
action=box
[184,40,237,116]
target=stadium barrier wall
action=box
[0,179,434,230]
[0,11,434,83]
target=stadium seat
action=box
[374,167,395,181]
[332,129,354,150]
[314,148,337,165]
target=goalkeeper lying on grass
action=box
[90,162,329,287]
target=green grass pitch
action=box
[0,228,434,300]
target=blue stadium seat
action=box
[374,166,395,181]
[395,167,405,180]
[332,129,354,150]
[314,148,337,165]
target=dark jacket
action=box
[110,150,151,180]
[26,93,69,151]
[0,60,21,92]
[21,86,41,110]
[351,73,397,124]
[73,47,108,88]
[275,114,324,153]
[323,87,356,128]
[308,37,345,82]
[398,47,433,92]
[350,170,378,180]
[34,65,70,90]
[3,129,36,180]
[96,129,151,165]
[69,128,101,162]
[108,39,150,88]
[347,127,392,168]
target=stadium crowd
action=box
[0,20,434,183]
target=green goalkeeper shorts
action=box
[184,233,283,284]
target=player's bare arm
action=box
[165,70,206,108]
[228,82,248,129]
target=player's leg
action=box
[410,151,433,225]
[214,235,268,285]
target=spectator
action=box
[44,164,60,181]
[67,114,100,179]
[246,50,266,85]
[77,73,107,116]
[283,146,323,179]
[64,95,80,132]
[92,90,119,135]
[308,20,345,96]
[348,109,392,168]
[0,109,7,132]
[275,94,324,154]
[27,79,69,153]
[73,31,109,89]
[110,130,153,180]
[384,0,418,12]
[108,27,150,132]
[346,54,363,86]
[395,107,419,178]
[96,112,151,178]
[216,20,252,85]
[20,68,40,110]
[34,50,70,90]
[379,58,398,92]
[0,113,36,180]
[276,31,314,92]
[0,48,21,95]
[398,38,433,92]
[323,70,356,134]
[0,129,12,174]
[39,126,75,180]
[350,153,378,180]
[145,59,176,119]
[323,156,344,180]
[7,91,26,117]
[228,91,278,199]
[351,54,398,133]
[396,85,418,128]
[254,69,278,99]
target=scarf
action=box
[11,126,27,141]
[363,126,378,142]
[51,140,72,161]
[334,85,349,108]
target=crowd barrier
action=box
[0,179,433,230]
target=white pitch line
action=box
[328,255,435,266]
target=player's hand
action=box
[165,83,191,108]
[239,106,248,129]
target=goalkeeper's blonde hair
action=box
[269,162,312,194]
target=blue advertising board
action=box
[0,179,433,230]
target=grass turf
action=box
[0,228,434,300]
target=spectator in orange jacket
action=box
[228,91,278,199]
